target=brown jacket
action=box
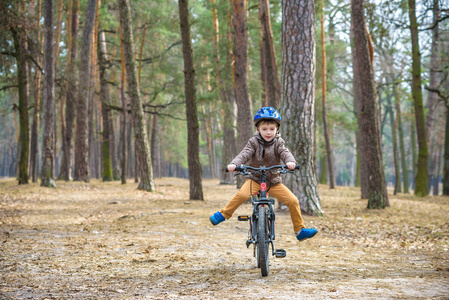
[231,132,296,186]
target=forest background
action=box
[0,0,448,200]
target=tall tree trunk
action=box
[74,0,97,182]
[219,0,237,185]
[351,0,389,208]
[411,119,417,188]
[394,81,409,193]
[60,0,79,181]
[443,106,449,196]
[259,0,280,109]
[53,0,63,177]
[10,7,29,184]
[118,0,155,191]
[350,27,368,198]
[13,37,29,184]
[233,0,252,189]
[433,130,443,195]
[320,2,336,189]
[408,0,428,197]
[281,0,323,216]
[29,0,42,183]
[119,21,127,184]
[425,0,440,145]
[41,0,55,187]
[98,31,113,181]
[178,0,203,199]
[151,114,161,178]
[387,96,401,194]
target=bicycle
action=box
[227,164,299,277]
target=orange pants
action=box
[220,179,305,232]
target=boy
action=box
[210,107,318,242]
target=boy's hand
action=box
[286,162,296,170]
[227,164,236,172]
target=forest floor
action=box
[0,177,448,299]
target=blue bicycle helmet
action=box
[253,107,282,126]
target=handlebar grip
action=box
[235,165,244,172]
[225,165,245,172]
[295,164,300,170]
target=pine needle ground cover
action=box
[0,178,448,299]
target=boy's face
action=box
[257,122,278,141]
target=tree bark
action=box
[233,0,253,189]
[443,106,449,196]
[118,20,127,184]
[29,0,42,183]
[98,31,113,181]
[350,26,368,198]
[281,0,323,216]
[178,0,203,199]
[41,0,56,187]
[394,81,409,193]
[351,0,389,208]
[408,0,428,197]
[387,96,400,194]
[151,114,161,178]
[74,0,97,182]
[425,0,440,145]
[59,0,79,181]
[259,0,280,109]
[320,2,336,189]
[11,26,29,185]
[118,0,155,191]
[220,1,238,185]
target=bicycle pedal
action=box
[238,215,250,221]
[275,249,287,258]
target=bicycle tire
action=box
[257,206,269,276]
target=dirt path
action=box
[1,178,448,299]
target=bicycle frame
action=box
[231,164,298,276]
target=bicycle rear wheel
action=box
[257,206,269,276]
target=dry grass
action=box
[0,178,448,299]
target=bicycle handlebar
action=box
[225,164,300,173]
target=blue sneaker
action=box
[296,228,318,242]
[210,211,225,225]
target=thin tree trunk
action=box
[98,31,113,181]
[178,0,203,199]
[60,0,79,181]
[281,0,323,216]
[233,0,253,189]
[259,0,280,109]
[74,0,97,182]
[387,96,401,194]
[11,21,29,184]
[394,81,409,193]
[320,2,335,189]
[425,0,440,145]
[433,132,443,195]
[29,0,42,183]
[151,113,161,178]
[119,21,127,184]
[54,0,63,178]
[443,106,449,196]
[118,0,155,191]
[41,0,55,187]
[351,0,389,208]
[408,0,428,196]
[219,0,237,185]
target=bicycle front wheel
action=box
[257,206,269,276]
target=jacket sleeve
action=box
[231,138,255,166]
[277,138,296,164]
